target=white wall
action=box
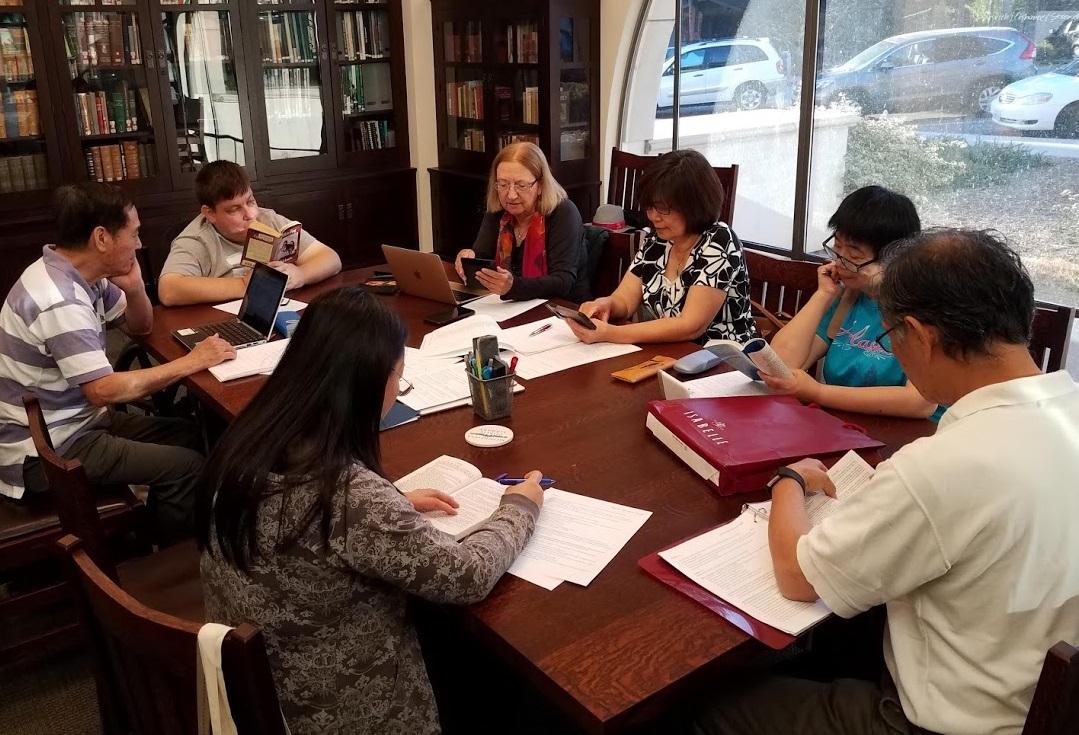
[402,0,645,251]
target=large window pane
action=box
[809,0,1079,307]
[620,0,804,248]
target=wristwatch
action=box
[767,467,807,495]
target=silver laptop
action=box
[171,263,287,351]
[381,244,484,305]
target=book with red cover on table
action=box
[645,395,883,495]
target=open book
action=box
[241,219,302,267]
[394,455,505,540]
[654,450,875,637]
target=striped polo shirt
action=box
[0,245,127,499]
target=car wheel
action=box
[1054,103,1079,138]
[734,82,766,111]
[971,78,1005,115]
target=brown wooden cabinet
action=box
[0,0,417,294]
[428,0,600,258]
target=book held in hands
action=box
[242,219,302,267]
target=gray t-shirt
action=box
[161,207,317,279]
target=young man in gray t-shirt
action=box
[158,161,341,306]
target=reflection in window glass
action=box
[809,1,1079,307]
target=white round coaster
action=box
[465,424,514,448]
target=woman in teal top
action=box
[763,186,940,420]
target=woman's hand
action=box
[817,262,842,299]
[454,249,476,283]
[476,266,514,296]
[760,368,822,403]
[579,297,613,321]
[406,489,459,515]
[503,470,545,509]
[566,316,613,344]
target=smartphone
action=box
[424,306,475,326]
[460,257,496,288]
[545,303,597,330]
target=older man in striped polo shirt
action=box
[0,183,234,543]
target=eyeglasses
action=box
[822,234,878,273]
[398,377,413,396]
[494,180,538,194]
[875,324,901,354]
[645,203,673,217]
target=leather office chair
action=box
[608,147,739,225]
[1022,641,1079,735]
[1029,302,1074,372]
[59,535,285,735]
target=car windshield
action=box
[831,39,899,72]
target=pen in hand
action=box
[528,323,552,337]
[496,474,556,487]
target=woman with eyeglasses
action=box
[763,186,940,419]
[569,149,757,346]
[198,287,545,734]
[454,142,589,302]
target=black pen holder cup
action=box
[466,370,514,421]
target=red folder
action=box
[646,395,883,495]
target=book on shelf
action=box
[65,13,141,72]
[498,132,539,149]
[339,9,390,61]
[443,20,482,63]
[446,80,483,120]
[0,153,47,194]
[0,89,38,138]
[242,219,302,267]
[84,142,153,183]
[456,127,485,152]
[645,395,883,496]
[522,86,540,125]
[75,85,138,136]
[259,11,317,64]
[0,25,34,81]
[351,119,394,151]
[495,21,539,64]
[342,63,392,114]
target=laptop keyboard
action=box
[189,320,265,346]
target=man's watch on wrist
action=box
[767,467,807,495]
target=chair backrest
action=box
[1029,302,1074,372]
[744,250,820,339]
[1022,641,1079,735]
[23,394,115,577]
[58,535,287,735]
[607,148,739,224]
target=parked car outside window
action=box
[657,38,786,112]
[991,58,1079,137]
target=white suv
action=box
[657,38,786,111]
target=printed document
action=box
[213,298,307,316]
[467,294,548,323]
[659,369,770,400]
[418,315,505,357]
[511,341,641,380]
[208,339,291,382]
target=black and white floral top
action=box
[629,220,757,344]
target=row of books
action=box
[443,20,482,63]
[446,80,483,120]
[338,10,390,61]
[60,1,128,5]
[63,14,143,71]
[0,153,47,193]
[259,11,317,64]
[495,22,540,64]
[348,119,395,151]
[522,86,541,125]
[1,89,39,139]
[83,141,155,183]
[498,132,538,149]
[0,26,34,82]
[341,62,391,115]
[455,126,485,152]
[74,86,140,136]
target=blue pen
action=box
[495,474,556,487]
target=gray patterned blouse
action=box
[201,464,538,734]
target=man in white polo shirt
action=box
[693,229,1079,735]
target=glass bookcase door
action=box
[0,8,51,197]
[157,5,254,186]
[491,17,540,153]
[248,0,335,172]
[441,18,485,156]
[556,14,590,163]
[333,4,395,157]
[53,3,167,191]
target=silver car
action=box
[816,27,1036,115]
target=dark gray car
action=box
[815,27,1036,114]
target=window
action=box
[706,45,731,68]
[622,0,1079,309]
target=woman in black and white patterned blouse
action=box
[569,149,757,346]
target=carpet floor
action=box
[0,654,101,735]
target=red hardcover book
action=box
[645,395,883,495]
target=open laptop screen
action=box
[238,263,287,337]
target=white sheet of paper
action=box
[508,488,652,587]
[659,369,770,400]
[499,316,579,354]
[213,298,307,316]
[511,342,642,380]
[507,557,564,590]
[208,339,291,382]
[467,294,548,323]
[418,315,505,357]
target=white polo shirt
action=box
[798,371,1079,735]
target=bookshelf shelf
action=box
[260,61,319,69]
[497,122,540,131]
[0,135,44,143]
[343,109,392,119]
[336,57,390,65]
[79,130,150,142]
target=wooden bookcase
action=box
[428,0,599,258]
[0,0,417,294]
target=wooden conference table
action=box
[139,267,936,734]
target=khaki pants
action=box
[22,410,204,545]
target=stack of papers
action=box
[418,315,506,357]
[467,294,548,323]
[214,298,307,315]
[658,369,770,400]
[208,339,291,382]
[400,347,522,415]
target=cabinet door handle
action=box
[337,204,345,220]
[346,203,354,219]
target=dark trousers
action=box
[23,410,204,545]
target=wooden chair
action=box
[744,249,821,340]
[58,535,287,735]
[1022,641,1079,735]
[608,148,739,224]
[1029,302,1074,372]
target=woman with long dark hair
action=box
[198,286,544,734]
